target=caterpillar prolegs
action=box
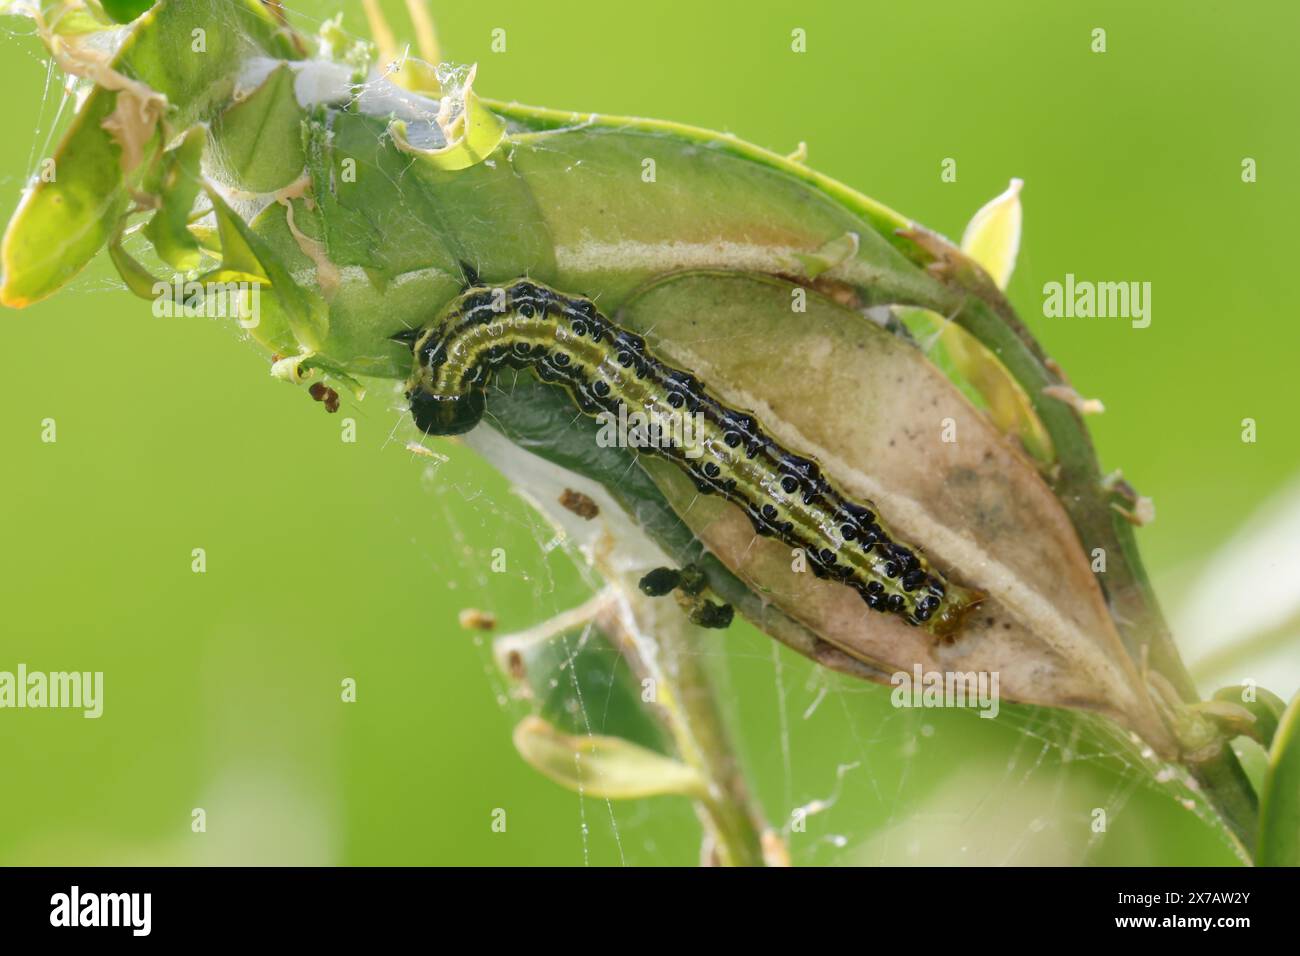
[403,279,984,637]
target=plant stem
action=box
[627,597,770,866]
[666,628,771,866]
[1193,746,1260,851]
[946,291,1259,849]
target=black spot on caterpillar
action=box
[405,279,984,637]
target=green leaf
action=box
[512,715,706,800]
[202,185,326,351]
[1257,692,1300,865]
[0,0,295,306]
[107,237,165,299]
[1212,685,1288,749]
[302,113,393,271]
[142,126,205,270]
[505,124,941,307]
[100,0,154,25]
[486,98,926,268]
[0,89,129,307]
[210,64,306,193]
[269,352,364,398]
[494,598,668,752]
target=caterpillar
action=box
[403,279,984,637]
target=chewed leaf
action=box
[512,715,707,800]
[617,272,1174,754]
[389,65,506,171]
[961,178,1023,291]
[0,0,293,306]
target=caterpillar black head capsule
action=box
[408,387,485,436]
[403,319,487,435]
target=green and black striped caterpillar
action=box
[402,279,984,637]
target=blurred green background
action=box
[1,0,1296,865]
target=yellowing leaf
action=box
[930,178,1050,460]
[512,715,707,800]
[0,90,128,307]
[961,178,1022,291]
[390,65,506,172]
